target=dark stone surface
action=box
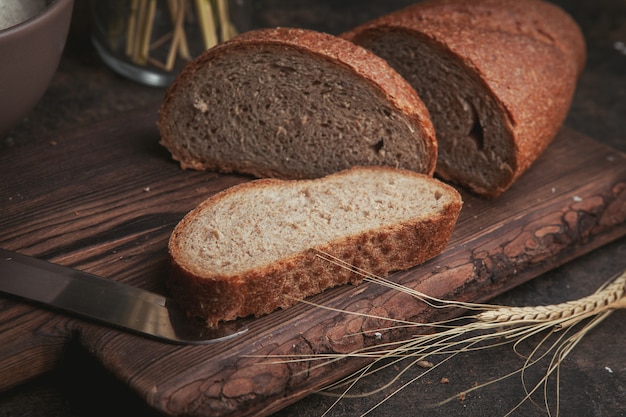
[1,1,625,416]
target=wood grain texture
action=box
[0,105,625,416]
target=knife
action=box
[0,248,247,344]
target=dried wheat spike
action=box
[477,271,626,324]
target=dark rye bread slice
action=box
[157,27,437,180]
[343,0,586,197]
[167,166,462,326]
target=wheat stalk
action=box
[258,251,626,417]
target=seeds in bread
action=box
[158,27,437,180]
[167,166,462,326]
[343,0,586,197]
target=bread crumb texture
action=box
[177,169,453,273]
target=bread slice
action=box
[343,0,586,197]
[157,27,437,180]
[167,166,462,326]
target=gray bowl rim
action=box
[0,0,73,36]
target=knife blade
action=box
[0,248,247,344]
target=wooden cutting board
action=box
[1,103,625,417]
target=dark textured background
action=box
[1,1,625,416]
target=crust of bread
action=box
[158,27,437,179]
[167,166,462,326]
[343,0,586,197]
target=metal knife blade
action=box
[0,248,247,345]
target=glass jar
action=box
[90,0,251,87]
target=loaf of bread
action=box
[167,166,462,326]
[158,27,437,180]
[343,0,586,197]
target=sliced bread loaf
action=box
[343,0,586,197]
[157,27,437,180]
[167,166,462,326]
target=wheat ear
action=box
[477,272,625,325]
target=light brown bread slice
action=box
[157,27,437,180]
[343,0,586,197]
[167,166,462,326]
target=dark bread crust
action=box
[158,27,437,178]
[343,0,586,197]
[167,166,462,327]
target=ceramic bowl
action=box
[0,0,74,138]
